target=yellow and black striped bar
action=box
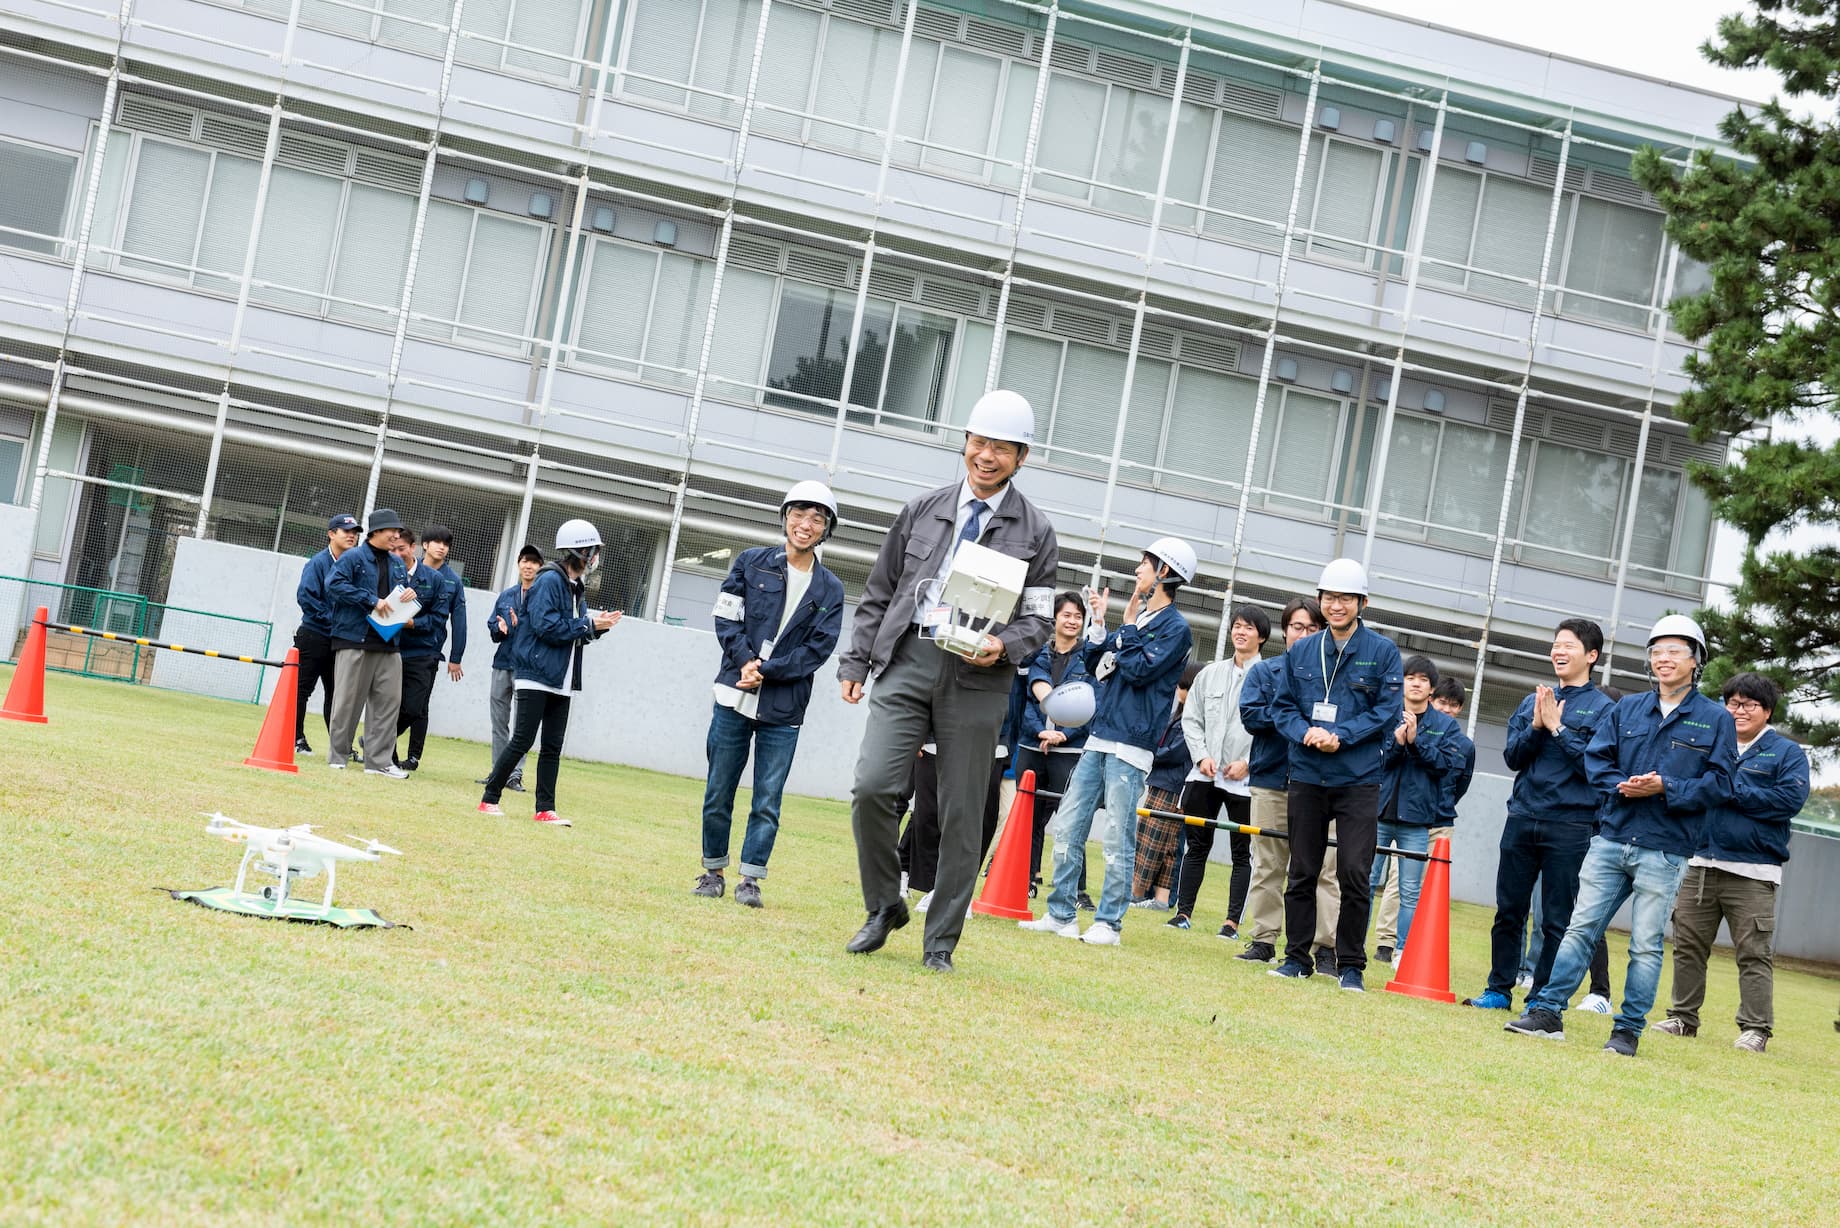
[39,619,292,670]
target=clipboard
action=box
[367,585,422,641]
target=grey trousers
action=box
[489,668,525,776]
[1243,785,1339,947]
[1668,863,1778,1035]
[328,648,403,771]
[852,631,1010,956]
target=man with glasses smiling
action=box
[1506,615,1737,1057]
[1651,672,1809,1052]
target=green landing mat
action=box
[163,887,400,929]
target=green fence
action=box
[2,576,274,703]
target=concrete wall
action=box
[0,501,39,654]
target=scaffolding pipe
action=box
[984,1,1059,392]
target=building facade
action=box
[0,0,1735,745]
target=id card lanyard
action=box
[1315,627,1351,726]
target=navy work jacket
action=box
[398,563,458,661]
[711,546,845,727]
[1378,705,1466,825]
[1503,682,1611,821]
[1695,728,1809,866]
[488,583,528,672]
[1237,655,1290,792]
[295,548,338,637]
[1082,605,1193,753]
[1271,622,1403,788]
[512,564,604,690]
[326,544,409,647]
[1585,688,1737,857]
[1022,642,1100,750]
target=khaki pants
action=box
[328,648,402,771]
[1376,825,1451,946]
[1243,785,1338,947]
[1668,863,1779,1036]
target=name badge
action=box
[1312,701,1338,724]
[920,604,951,635]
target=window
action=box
[870,306,960,431]
[1299,136,1389,263]
[1516,441,1627,575]
[1197,113,1302,250]
[574,239,714,388]
[1159,366,1257,499]
[623,0,760,121]
[244,0,450,58]
[0,433,25,505]
[0,139,78,256]
[1628,465,1714,595]
[409,201,550,351]
[1374,415,1521,553]
[761,281,891,414]
[460,0,590,80]
[1557,196,1665,329]
[1252,389,1348,518]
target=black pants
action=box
[293,627,336,745]
[1013,746,1084,892]
[899,753,1003,894]
[1285,781,1379,971]
[482,690,571,812]
[1486,811,1595,996]
[395,654,440,761]
[1173,780,1251,923]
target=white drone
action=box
[203,812,401,914]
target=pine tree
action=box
[1633,0,1840,752]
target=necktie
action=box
[959,499,988,549]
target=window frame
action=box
[0,134,82,259]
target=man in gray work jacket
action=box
[838,390,1060,973]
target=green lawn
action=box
[4,666,1837,1225]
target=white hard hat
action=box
[1041,680,1096,729]
[1647,613,1707,663]
[1316,557,1369,598]
[555,518,602,552]
[1146,536,1197,584]
[964,389,1035,448]
[781,480,839,542]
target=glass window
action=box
[576,240,657,372]
[762,281,890,414]
[0,140,78,256]
[707,265,777,396]
[329,184,416,326]
[1033,74,1106,200]
[192,152,260,294]
[1256,389,1345,517]
[996,332,1063,431]
[751,4,820,139]
[1518,441,1625,575]
[624,0,700,106]
[811,17,901,156]
[944,321,995,430]
[1419,166,1480,286]
[120,140,210,279]
[876,306,959,430]
[923,46,1003,178]
[691,0,760,122]
[251,166,344,313]
[1090,86,1171,219]
[1426,421,1517,552]
[1561,197,1664,329]
[1202,114,1300,250]
[409,201,548,351]
[1375,415,1437,532]
[643,252,713,387]
[1160,366,1256,499]
[0,434,24,504]
[1470,176,1555,307]
[1305,138,1386,262]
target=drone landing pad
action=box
[163,887,400,929]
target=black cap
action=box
[327,513,359,531]
[367,508,404,533]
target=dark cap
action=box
[327,513,360,532]
[366,507,404,533]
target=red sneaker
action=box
[476,801,504,816]
[533,810,572,827]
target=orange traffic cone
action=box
[973,768,1036,920]
[1,606,49,724]
[243,648,300,774]
[1385,834,1455,1003]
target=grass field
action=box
[4,665,1838,1225]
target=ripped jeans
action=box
[1045,749,1146,931]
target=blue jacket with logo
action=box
[1379,705,1466,825]
[1695,727,1809,865]
[1503,682,1611,822]
[398,563,456,661]
[1271,622,1403,787]
[436,561,467,664]
[488,583,528,672]
[1023,642,1101,750]
[1082,605,1193,753]
[1237,655,1290,791]
[1437,728,1476,825]
[512,564,604,690]
[1584,688,1737,857]
[326,544,409,648]
[295,548,338,637]
[711,545,844,727]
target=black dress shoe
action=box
[845,900,910,954]
[922,951,954,973]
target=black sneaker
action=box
[1076,892,1096,913]
[1603,1029,1639,1058]
[735,879,762,909]
[295,737,312,754]
[1217,920,1239,940]
[692,872,724,899]
[1236,941,1277,963]
[507,769,526,793]
[1166,913,1191,929]
[1504,1008,1565,1041]
[1268,959,1311,980]
[401,756,420,772]
[1374,945,1394,965]
[1313,946,1337,976]
[1338,967,1365,993]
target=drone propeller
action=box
[346,836,403,856]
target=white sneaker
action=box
[328,761,347,771]
[365,765,410,780]
[1578,992,1612,1014]
[915,890,934,913]
[1019,913,1080,938]
[1081,922,1122,946]
[1515,972,1534,991]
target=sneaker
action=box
[532,810,572,827]
[1127,897,1171,911]
[365,765,410,780]
[1504,1008,1565,1040]
[1577,993,1613,1015]
[1515,972,1535,991]
[1165,914,1191,930]
[328,761,347,771]
[1027,881,1038,899]
[507,770,526,793]
[915,890,934,914]
[1338,967,1364,993]
[476,801,504,816]
[1374,945,1394,966]
[1313,947,1337,977]
[1236,941,1277,964]
[1603,1029,1639,1057]
[1018,913,1080,939]
[1650,1017,1697,1038]
[692,872,724,899]
[1734,1029,1769,1053]
[735,879,762,909]
[1268,959,1312,980]
[1218,919,1238,940]
[1076,892,1096,912]
[1080,922,1121,946]
[295,737,312,754]
[1462,989,1513,1011]
[401,756,420,772]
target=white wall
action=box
[0,501,39,654]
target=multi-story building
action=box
[0,0,1736,756]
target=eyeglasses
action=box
[1647,647,1695,661]
[1725,698,1766,714]
[1286,620,1320,632]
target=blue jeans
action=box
[700,702,802,879]
[1528,836,1689,1036]
[1370,821,1429,949]
[1046,749,1145,930]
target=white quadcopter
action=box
[203,812,401,914]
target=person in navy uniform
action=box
[293,512,359,754]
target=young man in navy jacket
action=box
[1507,615,1737,1057]
[293,512,359,753]
[392,527,462,772]
[480,544,541,793]
[1020,537,1194,945]
[1653,671,1810,1053]
[1268,558,1403,991]
[693,482,845,909]
[325,508,411,776]
[1370,656,1465,960]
